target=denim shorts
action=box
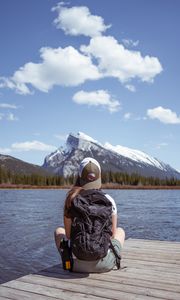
[72,239,122,273]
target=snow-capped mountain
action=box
[42,132,180,179]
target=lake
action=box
[0,189,180,283]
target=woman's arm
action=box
[64,216,72,240]
[105,194,118,238]
[112,213,118,238]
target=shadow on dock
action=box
[37,263,89,279]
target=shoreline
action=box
[0,184,180,190]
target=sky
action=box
[0,0,180,171]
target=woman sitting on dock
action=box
[54,157,125,273]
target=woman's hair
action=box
[64,178,82,217]
[63,156,101,217]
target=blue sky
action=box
[0,0,180,171]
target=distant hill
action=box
[0,154,50,176]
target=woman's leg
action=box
[113,227,125,247]
[54,227,66,250]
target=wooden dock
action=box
[0,238,180,299]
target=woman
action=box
[54,157,125,272]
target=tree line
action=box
[101,171,180,186]
[0,166,180,186]
[0,167,75,186]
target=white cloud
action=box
[0,103,17,109]
[124,112,132,120]
[73,90,121,113]
[0,112,18,121]
[81,35,162,84]
[52,3,111,37]
[147,106,180,124]
[125,84,136,92]
[7,113,18,121]
[122,39,139,47]
[0,46,101,94]
[11,141,57,152]
[0,77,31,95]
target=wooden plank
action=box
[117,267,179,282]
[21,273,180,300]
[127,238,180,244]
[2,280,105,300]
[0,296,12,300]
[102,269,180,285]
[124,243,180,251]
[123,247,180,256]
[0,285,57,300]
[39,269,180,294]
[126,239,180,248]
[123,258,180,274]
[124,249,180,257]
[122,253,180,264]
[124,251,180,258]
[124,244,180,253]
[41,263,180,284]
[2,275,166,300]
[45,261,180,276]
[39,260,180,279]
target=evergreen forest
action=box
[0,166,180,187]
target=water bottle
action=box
[59,239,73,271]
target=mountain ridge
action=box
[0,154,51,176]
[43,132,180,179]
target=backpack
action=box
[69,189,113,261]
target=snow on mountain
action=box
[77,132,99,144]
[42,132,180,179]
[104,143,164,170]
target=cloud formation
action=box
[11,140,57,151]
[124,112,132,120]
[147,106,180,124]
[0,47,101,94]
[81,36,162,83]
[73,90,121,113]
[7,113,18,121]
[0,4,162,97]
[0,103,17,109]
[125,84,136,92]
[0,141,57,154]
[52,3,110,37]
[0,112,18,121]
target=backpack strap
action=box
[109,240,121,269]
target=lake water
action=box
[0,189,180,283]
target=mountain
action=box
[42,132,180,179]
[0,154,50,176]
